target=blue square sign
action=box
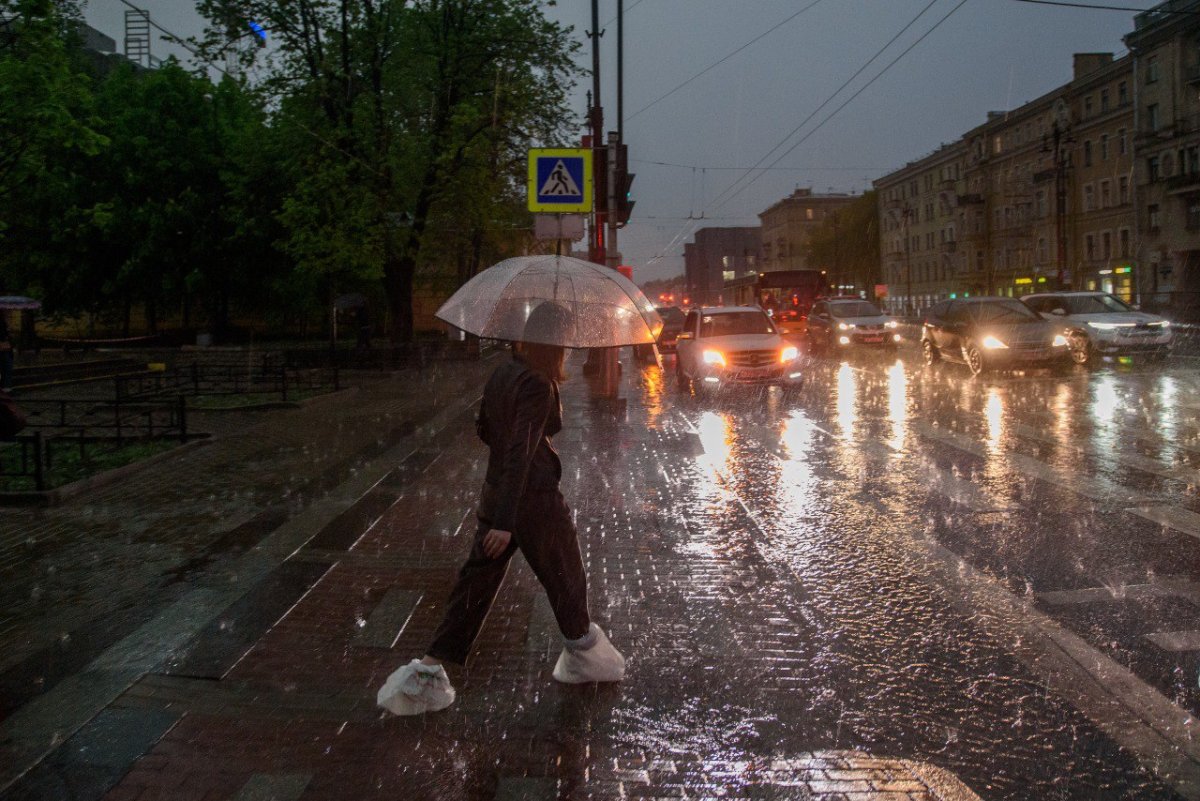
[528,148,592,212]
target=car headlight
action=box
[1151,320,1171,328]
[781,346,798,363]
[1088,321,1134,331]
[885,320,899,328]
[703,349,726,367]
[838,322,854,330]
[1052,334,1068,347]
[981,335,1008,350]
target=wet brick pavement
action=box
[1,349,1187,800]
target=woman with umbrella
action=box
[377,256,661,715]
[378,301,624,714]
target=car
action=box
[921,297,1071,376]
[654,305,687,353]
[807,298,900,350]
[675,306,803,393]
[1021,291,1173,365]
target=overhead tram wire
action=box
[711,0,972,214]
[705,0,943,213]
[1009,0,1198,12]
[635,159,893,171]
[626,0,830,123]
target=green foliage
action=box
[806,191,881,290]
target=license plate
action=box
[861,335,883,343]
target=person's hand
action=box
[482,528,512,559]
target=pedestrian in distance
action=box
[377,302,625,716]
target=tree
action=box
[196,0,582,341]
[807,191,880,298]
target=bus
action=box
[723,269,828,334]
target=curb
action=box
[0,436,213,507]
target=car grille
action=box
[729,349,778,368]
[856,323,884,331]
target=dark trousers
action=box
[427,483,591,665]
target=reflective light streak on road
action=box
[835,362,857,439]
[886,359,908,453]
[984,387,1004,453]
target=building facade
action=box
[683,227,761,306]
[875,53,1138,314]
[1126,0,1200,318]
[758,188,855,274]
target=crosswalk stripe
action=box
[1127,505,1200,540]
[914,421,1154,505]
[1145,631,1200,652]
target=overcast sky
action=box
[82,0,1142,282]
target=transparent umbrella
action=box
[0,296,41,310]
[436,255,662,347]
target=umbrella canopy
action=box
[436,255,662,348]
[0,296,41,311]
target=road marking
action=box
[1145,631,1200,652]
[1127,505,1200,540]
[1037,576,1200,607]
[914,421,1154,505]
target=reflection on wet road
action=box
[630,344,1200,800]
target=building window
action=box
[806,208,814,220]
[1119,228,1130,257]
[1084,140,1093,166]
[1085,96,1094,117]
[1149,203,1161,231]
[1148,156,1161,181]
[1036,190,1047,218]
[1101,88,1110,112]
[1100,180,1111,207]
[1102,231,1112,259]
[1084,184,1095,211]
[1119,176,1130,204]
[1148,103,1160,131]
[1147,56,1160,83]
[1038,237,1049,263]
[1100,134,1109,160]
[1119,128,1127,154]
[1189,197,1200,230]
[1119,81,1128,105]
[1086,234,1096,260]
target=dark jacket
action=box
[476,357,562,531]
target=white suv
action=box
[1022,292,1172,365]
[674,307,803,393]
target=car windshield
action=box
[700,311,775,337]
[1063,294,1134,314]
[655,306,686,326]
[830,301,882,318]
[967,300,1042,324]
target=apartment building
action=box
[683,227,762,306]
[874,144,966,314]
[758,188,855,274]
[1126,0,1200,316]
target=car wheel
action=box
[922,339,940,365]
[1069,332,1093,366]
[964,343,986,376]
[674,356,690,390]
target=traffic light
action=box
[614,143,635,227]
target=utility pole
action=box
[1044,119,1074,290]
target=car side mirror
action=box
[677,331,693,341]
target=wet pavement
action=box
[1,341,1199,799]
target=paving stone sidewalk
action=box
[0,352,987,801]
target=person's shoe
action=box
[377,659,456,715]
[552,623,625,683]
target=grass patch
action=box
[0,437,181,491]
[186,387,330,409]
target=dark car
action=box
[655,305,687,352]
[921,297,1070,375]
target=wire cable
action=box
[712,0,971,213]
[1009,0,1193,13]
[706,0,944,212]
[635,159,893,171]
[627,0,829,122]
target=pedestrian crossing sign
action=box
[528,148,592,212]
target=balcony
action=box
[1167,171,1200,194]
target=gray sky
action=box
[82,0,1141,283]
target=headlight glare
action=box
[702,349,726,367]
[885,320,899,328]
[1052,334,1068,347]
[781,346,799,363]
[981,335,1008,350]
